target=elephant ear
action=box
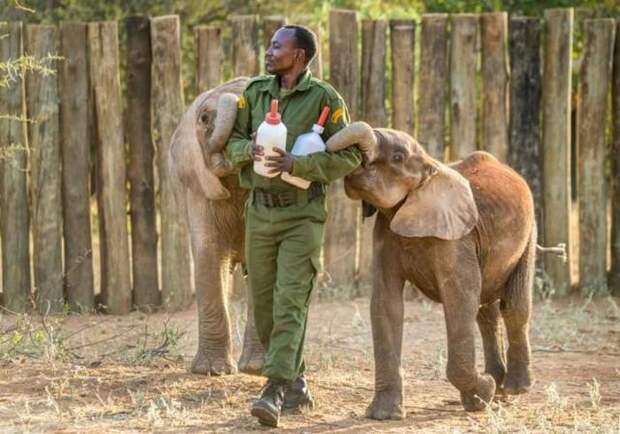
[390,165,478,240]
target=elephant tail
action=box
[503,221,537,311]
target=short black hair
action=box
[282,24,317,66]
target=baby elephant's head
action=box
[326,122,478,240]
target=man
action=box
[226,25,362,427]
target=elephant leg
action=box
[238,273,265,375]
[366,260,406,420]
[501,231,535,395]
[187,190,236,375]
[441,270,495,411]
[477,301,506,388]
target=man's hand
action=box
[264,147,294,174]
[249,132,264,162]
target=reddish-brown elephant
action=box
[326,122,536,418]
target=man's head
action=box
[265,25,317,75]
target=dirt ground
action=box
[1,295,619,433]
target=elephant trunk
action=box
[196,92,238,177]
[207,93,238,154]
[325,121,377,158]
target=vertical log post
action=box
[361,19,387,127]
[390,19,415,136]
[0,22,31,313]
[195,25,222,93]
[481,12,509,162]
[125,16,159,310]
[359,18,387,290]
[59,22,94,312]
[610,19,620,297]
[25,25,63,313]
[88,21,132,314]
[577,19,615,295]
[418,14,448,160]
[231,15,259,77]
[262,16,286,51]
[325,9,359,289]
[542,8,574,295]
[151,15,192,310]
[508,17,543,240]
[449,14,479,161]
[307,23,323,79]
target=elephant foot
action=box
[365,390,405,420]
[238,347,265,376]
[486,363,506,389]
[460,374,496,412]
[190,352,237,376]
[503,365,532,395]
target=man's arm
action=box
[290,95,362,184]
[225,91,253,168]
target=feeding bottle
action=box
[254,99,287,178]
[281,106,330,189]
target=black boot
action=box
[283,375,314,411]
[251,378,287,427]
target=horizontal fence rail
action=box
[0,9,619,314]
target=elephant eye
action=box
[392,153,404,163]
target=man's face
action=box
[265,28,305,74]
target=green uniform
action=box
[226,70,361,380]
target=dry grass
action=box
[1,295,619,433]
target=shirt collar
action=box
[260,69,313,98]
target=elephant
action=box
[168,77,265,375]
[325,122,536,418]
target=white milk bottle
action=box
[254,99,287,178]
[281,106,330,189]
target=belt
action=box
[253,182,324,208]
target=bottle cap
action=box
[317,106,330,126]
[265,100,281,125]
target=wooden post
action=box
[195,25,222,92]
[307,23,323,79]
[358,19,386,290]
[390,19,415,136]
[151,15,192,310]
[481,12,509,162]
[262,16,285,50]
[577,19,615,295]
[508,17,543,241]
[59,22,94,312]
[542,8,574,295]
[610,19,620,297]
[88,21,132,314]
[230,15,259,77]
[325,9,359,290]
[450,14,479,162]
[125,16,159,310]
[25,25,63,313]
[361,19,387,127]
[418,14,448,160]
[0,22,31,313]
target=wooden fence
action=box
[0,9,619,315]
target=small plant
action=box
[588,378,601,410]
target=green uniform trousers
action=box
[245,193,326,381]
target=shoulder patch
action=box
[331,107,344,124]
[237,95,247,109]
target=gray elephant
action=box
[325,122,535,417]
[169,77,265,375]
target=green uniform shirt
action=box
[226,69,362,191]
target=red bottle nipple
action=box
[317,106,330,126]
[265,100,281,125]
